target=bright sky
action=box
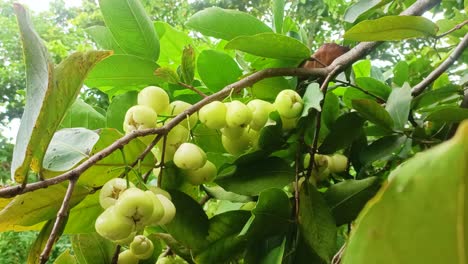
[18,0,82,12]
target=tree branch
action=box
[39,177,77,263]
[412,33,468,96]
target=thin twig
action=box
[157,135,168,187]
[178,82,208,97]
[111,245,121,264]
[412,33,468,96]
[437,20,468,39]
[39,177,77,263]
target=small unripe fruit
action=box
[157,194,176,225]
[165,101,198,129]
[123,105,158,133]
[329,154,348,173]
[221,133,251,155]
[198,101,227,129]
[274,89,304,118]
[156,255,187,264]
[138,86,170,114]
[221,126,246,139]
[280,116,298,131]
[95,206,135,241]
[114,231,137,246]
[173,143,207,170]
[145,190,165,225]
[129,235,154,259]
[247,99,275,131]
[114,188,154,227]
[99,178,135,209]
[118,250,139,264]
[157,125,189,161]
[225,101,253,127]
[148,186,171,200]
[185,160,217,185]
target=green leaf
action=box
[85,54,160,90]
[225,33,310,60]
[180,45,196,84]
[98,0,159,61]
[71,233,114,264]
[85,25,124,53]
[319,112,366,154]
[301,83,323,116]
[186,7,272,41]
[195,211,250,263]
[324,177,381,226]
[425,107,468,123]
[344,16,438,41]
[342,120,468,264]
[60,99,106,130]
[299,182,337,262]
[240,188,291,238]
[216,157,295,196]
[65,192,103,234]
[154,21,193,69]
[154,67,179,84]
[258,121,286,152]
[393,61,409,87]
[413,85,461,110]
[344,0,389,23]
[11,4,110,183]
[251,77,292,101]
[42,128,99,173]
[53,249,77,264]
[355,77,392,100]
[165,191,210,252]
[352,99,394,130]
[0,183,89,231]
[272,0,285,33]
[197,50,242,92]
[359,135,407,165]
[203,185,253,203]
[385,84,412,131]
[106,91,138,133]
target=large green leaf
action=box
[344,0,389,23]
[85,54,160,89]
[359,135,407,165]
[195,210,251,263]
[301,83,323,116]
[165,191,209,252]
[412,85,461,110]
[71,233,114,264]
[385,84,412,131]
[225,33,310,60]
[216,157,295,196]
[343,120,468,264]
[186,7,272,41]
[240,188,291,238]
[54,249,77,264]
[272,0,285,33]
[60,99,106,130]
[319,112,365,154]
[344,16,438,41]
[65,192,103,234]
[324,177,381,226]
[251,77,292,101]
[355,77,392,100]
[154,21,193,69]
[0,183,89,231]
[299,182,337,263]
[85,25,124,53]
[42,128,99,173]
[106,91,138,133]
[425,107,468,123]
[11,4,111,183]
[197,50,242,92]
[98,0,159,61]
[352,99,394,130]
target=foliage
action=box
[0,0,467,263]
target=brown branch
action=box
[111,245,121,264]
[39,177,77,263]
[157,135,168,187]
[177,82,208,97]
[0,0,441,199]
[437,20,468,39]
[412,33,468,96]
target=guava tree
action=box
[1,0,467,263]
